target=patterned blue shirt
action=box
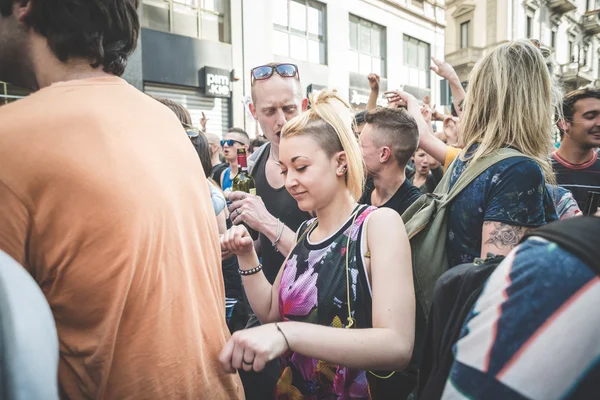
[443,238,600,399]
[446,151,557,267]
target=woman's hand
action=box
[220,225,255,257]
[219,323,289,373]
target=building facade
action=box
[444,0,600,92]
[0,0,447,137]
[238,0,446,137]
[127,0,446,137]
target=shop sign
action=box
[203,67,231,98]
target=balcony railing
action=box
[560,64,594,86]
[582,11,600,36]
[548,0,577,15]
[445,47,483,68]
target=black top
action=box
[409,174,438,194]
[252,143,311,284]
[552,150,600,210]
[359,177,422,215]
[211,162,228,184]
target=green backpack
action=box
[401,148,529,315]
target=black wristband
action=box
[238,264,263,276]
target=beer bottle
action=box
[232,148,258,239]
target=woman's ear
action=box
[335,151,348,176]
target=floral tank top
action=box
[276,205,376,400]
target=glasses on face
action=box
[221,139,246,147]
[250,63,300,83]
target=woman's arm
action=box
[220,209,415,373]
[216,209,227,234]
[221,225,286,323]
[287,208,415,370]
[481,221,531,257]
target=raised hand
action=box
[430,57,459,81]
[368,73,380,92]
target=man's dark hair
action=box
[354,110,367,127]
[226,127,250,144]
[558,88,600,138]
[0,0,140,76]
[365,107,419,168]
[249,136,268,154]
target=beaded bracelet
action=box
[238,264,263,276]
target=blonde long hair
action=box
[281,90,365,201]
[459,40,559,183]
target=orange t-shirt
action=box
[444,146,463,172]
[0,77,244,399]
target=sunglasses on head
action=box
[182,123,200,139]
[221,139,246,147]
[250,63,300,82]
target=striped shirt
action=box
[552,150,600,210]
[442,238,600,400]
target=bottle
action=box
[232,148,258,240]
[232,148,256,195]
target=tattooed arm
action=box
[481,221,531,258]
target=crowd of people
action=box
[0,1,599,400]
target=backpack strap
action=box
[522,216,600,276]
[437,148,530,205]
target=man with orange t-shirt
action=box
[0,1,243,399]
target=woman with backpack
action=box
[394,40,560,267]
[220,91,416,399]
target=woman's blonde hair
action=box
[281,90,365,201]
[459,39,560,183]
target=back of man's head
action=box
[0,0,139,81]
[365,107,419,168]
[559,88,600,139]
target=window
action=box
[273,0,326,65]
[582,46,588,67]
[349,15,386,77]
[142,0,231,43]
[569,40,574,62]
[460,21,470,49]
[526,16,532,38]
[551,30,556,49]
[403,35,430,89]
[587,0,600,10]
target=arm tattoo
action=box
[484,222,524,249]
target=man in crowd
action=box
[220,127,250,191]
[443,215,600,399]
[226,63,311,399]
[227,63,310,284]
[554,88,600,209]
[359,107,422,215]
[0,1,242,398]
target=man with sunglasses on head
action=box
[226,63,311,399]
[220,127,251,191]
[227,63,310,282]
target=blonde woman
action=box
[396,40,560,266]
[220,92,415,399]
